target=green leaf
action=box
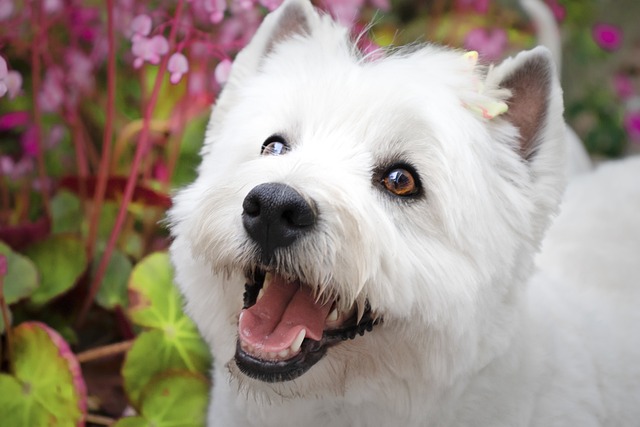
[124,252,211,406]
[122,327,211,406]
[94,248,132,310]
[51,190,82,234]
[23,235,87,305]
[0,241,39,304]
[114,372,209,427]
[0,322,87,426]
[128,252,186,330]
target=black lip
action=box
[235,339,327,383]
[236,277,381,383]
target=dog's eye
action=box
[382,167,419,197]
[261,136,289,156]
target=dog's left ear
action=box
[201,0,320,150]
[489,47,567,237]
[227,0,318,83]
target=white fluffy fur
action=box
[169,1,640,425]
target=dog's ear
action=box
[201,0,319,151]
[227,0,318,83]
[492,46,562,162]
[490,47,567,238]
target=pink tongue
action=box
[238,275,333,353]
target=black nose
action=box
[242,183,316,259]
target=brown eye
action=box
[261,135,288,156]
[382,168,419,197]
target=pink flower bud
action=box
[131,14,152,37]
[214,59,232,85]
[168,52,189,84]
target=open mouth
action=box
[235,270,381,383]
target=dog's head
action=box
[169,0,566,399]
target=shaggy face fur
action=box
[169,1,640,426]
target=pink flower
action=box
[195,0,227,24]
[131,35,169,68]
[0,111,29,131]
[0,0,14,21]
[38,67,65,112]
[0,155,34,180]
[545,0,566,22]
[66,49,95,93]
[624,110,640,142]
[131,14,152,36]
[21,126,39,158]
[592,23,623,52]
[613,74,635,100]
[0,55,23,99]
[464,28,508,62]
[233,0,255,11]
[214,59,233,85]
[168,52,189,84]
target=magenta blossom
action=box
[196,0,227,24]
[131,35,169,68]
[0,55,23,99]
[464,28,507,63]
[38,67,65,112]
[545,0,566,22]
[613,74,635,100]
[214,59,233,85]
[592,23,623,52]
[131,14,152,36]
[624,110,640,142]
[168,52,189,84]
[0,111,29,131]
[0,0,13,21]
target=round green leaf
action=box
[122,327,211,406]
[0,322,87,426]
[0,241,39,304]
[128,252,183,329]
[114,372,208,427]
[24,235,88,305]
[94,248,132,310]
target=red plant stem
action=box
[0,273,14,374]
[30,1,52,219]
[86,0,117,260]
[77,0,186,327]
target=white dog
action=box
[169,1,640,425]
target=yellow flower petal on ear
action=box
[484,100,509,119]
[463,51,479,67]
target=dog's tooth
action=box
[290,329,306,354]
[257,288,264,301]
[268,351,277,359]
[278,349,290,358]
[263,272,273,290]
[326,307,339,323]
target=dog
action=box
[169,0,640,425]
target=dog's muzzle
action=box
[234,182,380,383]
[242,182,316,262]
